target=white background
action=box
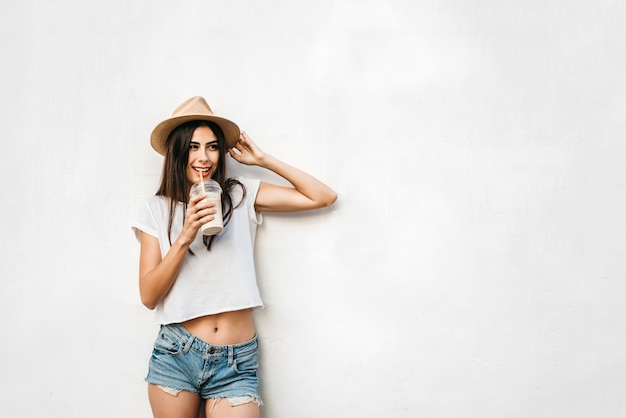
[1,1,625,417]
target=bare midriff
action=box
[180,308,256,346]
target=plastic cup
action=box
[189,179,223,236]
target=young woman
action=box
[132,96,337,418]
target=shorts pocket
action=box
[233,349,259,374]
[153,327,184,355]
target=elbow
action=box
[141,296,157,311]
[139,288,159,310]
[321,190,338,208]
[143,302,157,311]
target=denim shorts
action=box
[146,323,262,404]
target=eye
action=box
[189,143,199,150]
[208,142,219,150]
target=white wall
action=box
[1,1,625,417]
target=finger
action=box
[229,145,244,160]
[188,207,214,226]
[198,212,215,223]
[189,193,207,206]
[192,207,215,224]
[240,131,251,144]
[195,200,216,212]
[228,139,241,153]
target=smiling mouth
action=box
[194,167,212,177]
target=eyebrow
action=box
[190,140,219,145]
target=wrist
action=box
[258,153,276,170]
[173,235,193,250]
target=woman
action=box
[132,96,337,418]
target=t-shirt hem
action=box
[153,303,265,326]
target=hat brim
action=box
[150,114,240,155]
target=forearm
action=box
[258,153,337,210]
[139,236,190,310]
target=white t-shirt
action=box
[132,177,264,324]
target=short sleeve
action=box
[131,200,159,242]
[238,177,262,225]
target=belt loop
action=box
[183,335,195,354]
[228,345,234,366]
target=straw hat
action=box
[150,96,240,155]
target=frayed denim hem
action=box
[207,396,263,414]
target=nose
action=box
[198,145,210,161]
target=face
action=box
[186,125,220,184]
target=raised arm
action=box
[228,132,338,212]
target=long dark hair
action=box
[156,120,246,251]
